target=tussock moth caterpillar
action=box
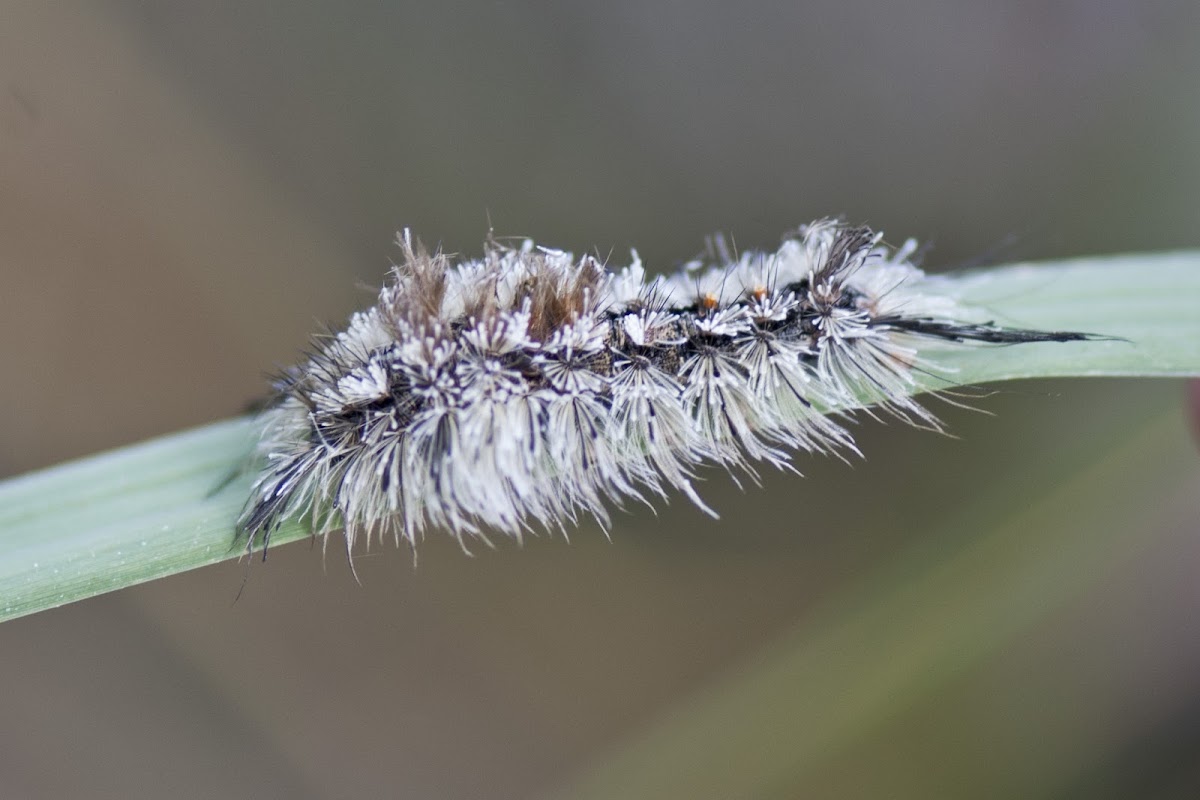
[240,221,1092,556]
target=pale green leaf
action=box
[1,252,1197,624]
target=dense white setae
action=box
[240,221,1091,556]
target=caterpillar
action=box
[239,220,1091,557]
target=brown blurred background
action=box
[2,2,1199,798]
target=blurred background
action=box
[2,1,1199,797]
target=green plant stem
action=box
[1,252,1198,624]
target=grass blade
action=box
[1,252,1197,623]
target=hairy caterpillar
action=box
[240,221,1091,557]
